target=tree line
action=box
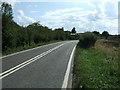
[2,2,117,53]
[2,2,78,53]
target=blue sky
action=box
[1,0,119,34]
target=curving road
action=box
[1,40,78,88]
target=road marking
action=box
[0,43,65,79]
[62,45,76,88]
[1,41,66,59]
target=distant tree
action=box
[31,21,41,27]
[102,31,109,39]
[54,28,66,40]
[71,27,76,33]
[93,31,100,36]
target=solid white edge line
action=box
[0,44,64,79]
[62,45,76,88]
[1,41,66,59]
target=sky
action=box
[1,0,119,35]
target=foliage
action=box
[2,2,13,51]
[78,32,97,48]
[102,31,109,39]
[92,31,100,36]
[2,2,76,54]
[71,27,76,33]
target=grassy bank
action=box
[2,40,62,56]
[73,39,119,88]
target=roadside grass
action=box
[2,40,62,56]
[73,39,119,88]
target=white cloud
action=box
[2,0,117,34]
[17,10,36,26]
[17,10,24,16]
[31,10,40,13]
[42,7,83,18]
[41,1,118,34]
[41,9,97,31]
[99,2,117,19]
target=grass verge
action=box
[73,44,119,88]
[2,40,62,56]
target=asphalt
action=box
[2,40,78,88]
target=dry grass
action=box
[95,39,119,59]
[95,39,120,81]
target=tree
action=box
[102,31,109,39]
[93,31,100,36]
[54,28,66,40]
[71,27,76,33]
[2,2,13,51]
[2,2,13,29]
[1,2,75,54]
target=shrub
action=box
[78,32,97,48]
[102,31,109,39]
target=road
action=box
[1,40,78,88]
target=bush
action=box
[78,32,97,48]
[102,31,109,39]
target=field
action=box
[73,39,120,88]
